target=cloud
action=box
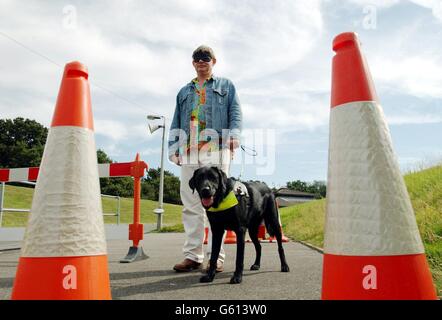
[241,90,329,131]
[409,0,442,21]
[95,119,129,141]
[0,1,326,142]
[386,114,442,125]
[0,1,324,101]
[141,148,161,156]
[372,55,442,99]
[345,0,400,8]
[345,0,442,22]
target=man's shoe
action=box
[173,259,202,272]
[203,261,224,273]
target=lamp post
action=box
[147,115,166,231]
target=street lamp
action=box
[147,114,166,231]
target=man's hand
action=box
[228,138,240,160]
[229,138,240,151]
[170,154,182,166]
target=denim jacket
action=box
[168,76,242,157]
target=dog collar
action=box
[207,191,238,212]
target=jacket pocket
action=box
[179,91,192,106]
[179,91,193,134]
[212,88,228,129]
[213,88,228,105]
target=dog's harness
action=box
[207,181,249,212]
[207,190,238,212]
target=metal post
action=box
[117,196,121,225]
[147,114,165,231]
[0,182,4,227]
[156,117,166,231]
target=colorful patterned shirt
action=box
[187,76,217,153]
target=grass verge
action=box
[0,185,184,227]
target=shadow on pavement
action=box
[110,269,278,299]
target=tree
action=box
[286,179,326,199]
[142,168,181,205]
[97,149,134,197]
[286,180,308,192]
[0,118,48,167]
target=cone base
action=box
[12,255,111,300]
[322,253,437,300]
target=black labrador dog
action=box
[189,166,290,284]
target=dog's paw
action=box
[230,274,242,284]
[281,264,290,272]
[200,275,214,283]
[250,264,260,271]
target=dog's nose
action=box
[201,186,211,198]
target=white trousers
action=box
[180,148,231,264]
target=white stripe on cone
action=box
[21,126,107,257]
[324,101,424,256]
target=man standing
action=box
[169,45,242,272]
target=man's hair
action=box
[192,45,216,60]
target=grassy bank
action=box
[280,164,442,297]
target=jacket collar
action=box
[189,75,217,86]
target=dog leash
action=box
[238,144,258,181]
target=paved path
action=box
[0,231,323,300]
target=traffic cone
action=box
[257,224,290,243]
[11,61,111,300]
[263,202,289,243]
[204,227,237,244]
[257,224,266,240]
[322,32,437,300]
[204,227,209,244]
[224,230,237,244]
[248,202,289,243]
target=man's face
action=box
[192,52,216,76]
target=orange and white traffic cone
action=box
[204,227,209,244]
[257,224,266,241]
[322,32,437,300]
[250,224,289,243]
[258,224,290,243]
[224,230,237,244]
[11,61,111,300]
[204,227,237,244]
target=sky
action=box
[0,0,441,188]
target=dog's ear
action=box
[189,175,196,194]
[215,167,227,197]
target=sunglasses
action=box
[193,53,212,63]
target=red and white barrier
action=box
[0,162,137,183]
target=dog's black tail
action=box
[262,194,280,237]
